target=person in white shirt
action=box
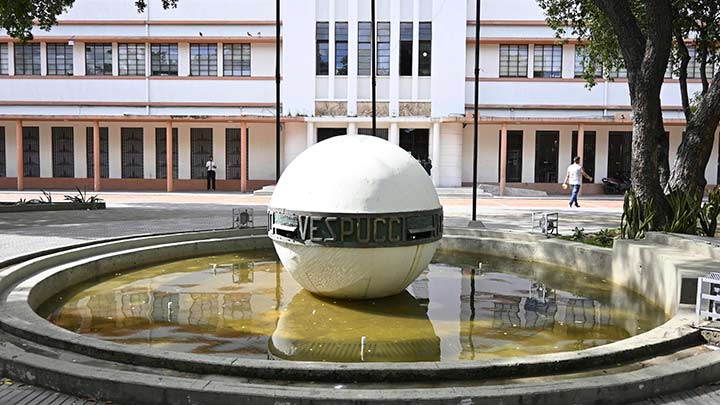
[206,156,217,191]
[563,156,593,208]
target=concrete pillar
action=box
[306,121,315,148]
[389,122,399,145]
[348,122,357,136]
[166,120,174,192]
[15,120,23,191]
[499,122,508,196]
[240,122,248,192]
[431,121,440,186]
[93,120,101,192]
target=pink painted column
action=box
[16,120,23,191]
[93,120,101,192]
[499,123,508,196]
[240,122,248,193]
[166,120,174,192]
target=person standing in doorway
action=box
[206,155,217,191]
[563,156,593,208]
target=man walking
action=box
[206,155,217,191]
[563,156,592,208]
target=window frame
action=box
[358,22,372,76]
[399,22,413,77]
[574,46,603,79]
[335,22,349,76]
[533,44,562,78]
[316,22,329,76]
[118,43,146,76]
[499,44,528,78]
[0,43,8,75]
[223,43,251,77]
[46,43,73,76]
[14,43,41,76]
[150,43,179,76]
[190,43,218,77]
[85,43,113,76]
[418,22,432,77]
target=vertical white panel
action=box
[178,125,191,179]
[328,1,336,99]
[217,42,224,77]
[111,43,119,76]
[389,0,401,115]
[39,125,52,178]
[316,0,330,20]
[214,125,226,179]
[143,126,154,179]
[40,43,47,76]
[706,129,719,185]
[178,43,190,76]
[248,124,276,180]
[411,0,420,100]
[430,0,466,117]
[595,128,609,182]
[5,124,17,177]
[283,122,307,170]
[522,129,535,183]
[389,122,399,145]
[8,43,14,76]
[72,42,85,76]
[74,124,87,178]
[558,127,572,183]
[562,44,574,79]
[108,124,121,179]
[527,44,534,78]
[347,0,358,115]
[439,122,463,187]
[431,121,440,185]
[284,0,317,116]
[335,0,348,20]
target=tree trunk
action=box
[658,129,670,190]
[668,69,720,199]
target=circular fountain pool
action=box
[39,248,667,363]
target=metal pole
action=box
[275,0,281,181]
[371,0,377,136]
[472,0,481,221]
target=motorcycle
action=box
[602,175,631,194]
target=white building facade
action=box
[0,0,717,192]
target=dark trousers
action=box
[207,170,216,190]
[569,184,581,206]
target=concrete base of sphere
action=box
[273,241,439,299]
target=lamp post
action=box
[471,0,481,221]
[275,0,281,182]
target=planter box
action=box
[0,202,106,213]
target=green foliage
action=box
[663,190,701,234]
[621,190,655,240]
[571,227,586,241]
[0,0,178,40]
[64,187,104,205]
[594,228,615,246]
[40,190,52,204]
[700,187,720,237]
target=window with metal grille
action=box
[14,44,40,75]
[533,45,562,78]
[190,44,217,76]
[155,128,178,180]
[335,22,348,76]
[226,128,242,180]
[400,22,413,76]
[85,43,112,76]
[118,43,146,76]
[1,43,9,75]
[191,128,213,179]
[574,46,602,78]
[0,127,5,177]
[688,47,715,79]
[151,44,178,76]
[316,22,329,75]
[121,128,144,179]
[223,44,251,77]
[418,22,432,76]
[52,127,74,178]
[358,128,389,140]
[499,45,528,78]
[358,22,371,76]
[23,127,40,177]
[86,127,109,179]
[377,22,390,76]
[47,43,73,76]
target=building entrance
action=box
[608,131,632,178]
[399,128,429,160]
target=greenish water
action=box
[39,249,668,362]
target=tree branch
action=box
[675,30,693,121]
[592,0,646,69]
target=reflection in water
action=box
[39,249,668,362]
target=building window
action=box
[0,43,8,75]
[85,43,112,76]
[121,128,144,179]
[190,44,217,76]
[498,130,523,183]
[418,22,432,76]
[358,128,389,140]
[46,43,73,76]
[86,127,109,179]
[534,131,559,183]
[499,44,528,78]
[191,128,213,179]
[155,128,178,180]
[400,129,429,160]
[400,22,413,76]
[23,127,40,178]
[533,45,562,78]
[317,128,346,142]
[571,131,596,184]
[223,44,251,77]
[316,22,329,75]
[151,44,178,76]
[688,47,715,79]
[574,46,602,78]
[14,43,40,75]
[0,127,5,177]
[607,66,627,78]
[118,43,145,76]
[358,22,371,76]
[226,128,243,180]
[51,127,74,178]
[377,22,391,76]
[335,22,348,76]
[608,131,632,178]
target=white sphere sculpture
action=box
[268,135,442,299]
